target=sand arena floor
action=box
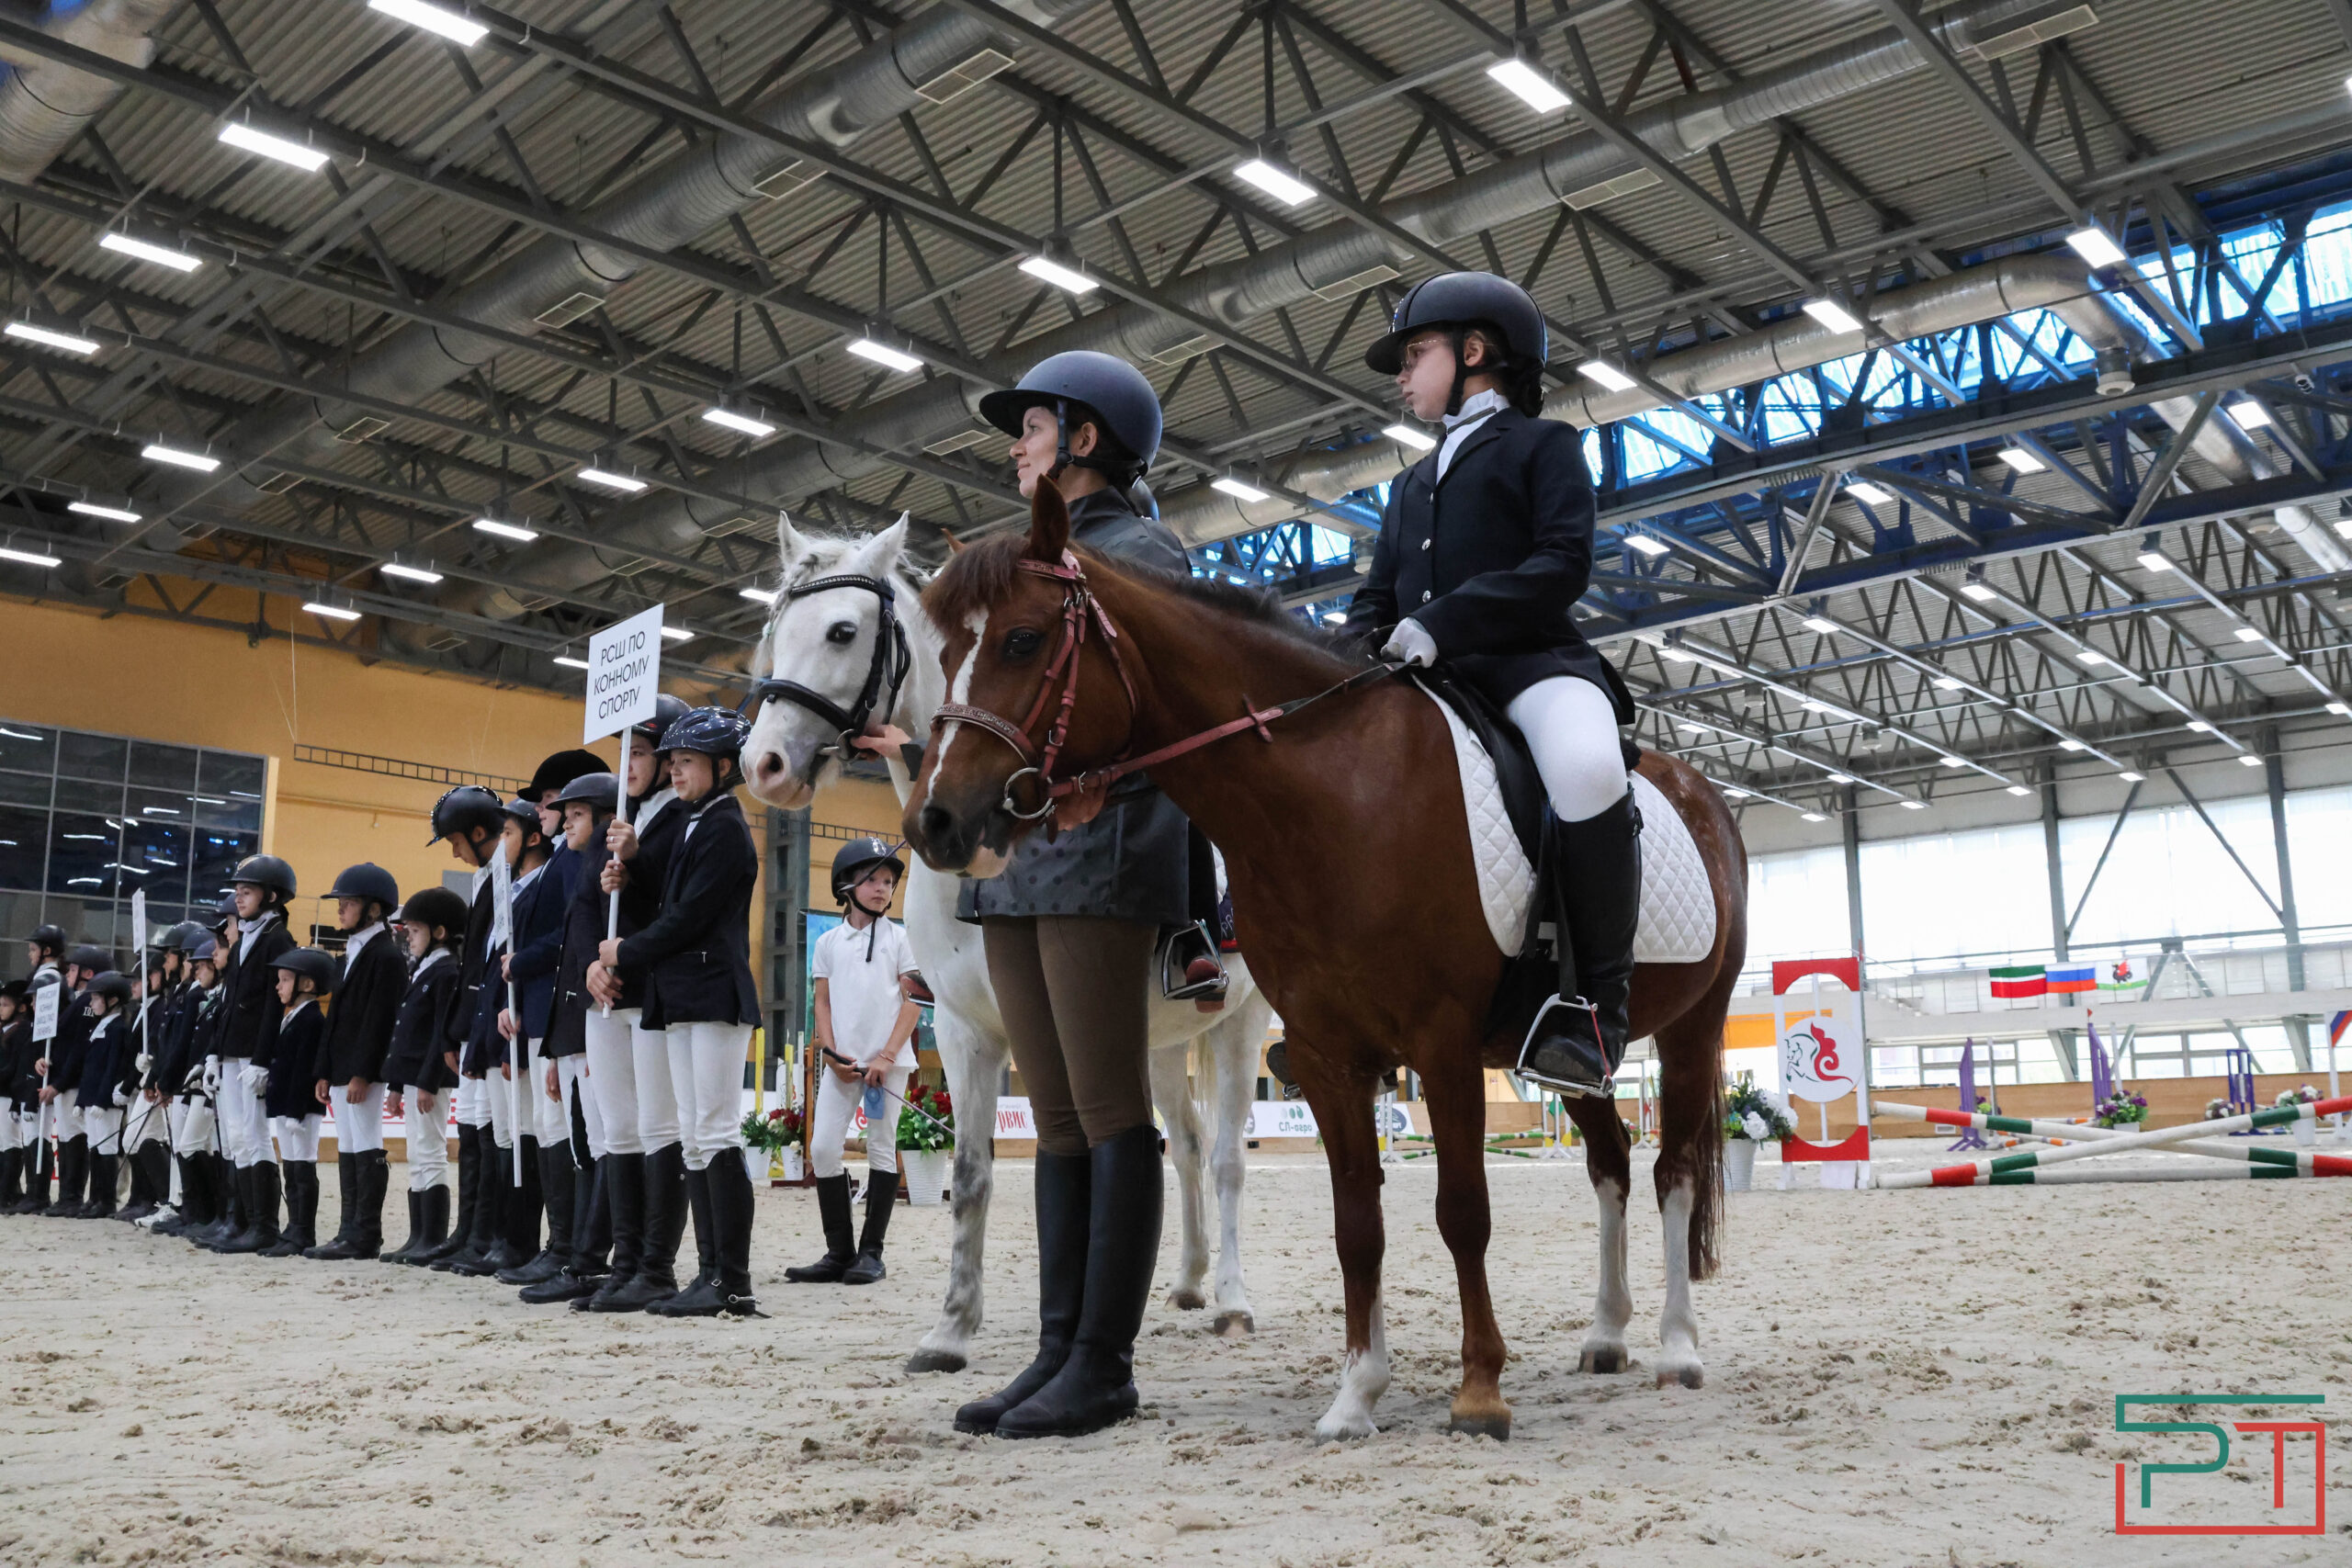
[1,1146,2345,1566]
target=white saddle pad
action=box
[1415,683,1718,964]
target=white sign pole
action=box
[130,889,149,1069]
[582,604,663,1016]
[490,842,522,1185]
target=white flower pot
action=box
[902,1148,950,1206]
[1724,1138,1757,1191]
[777,1146,804,1182]
[2291,1118,2315,1148]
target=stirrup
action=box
[1514,995,1614,1099]
[1159,920,1228,1003]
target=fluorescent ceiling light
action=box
[1722,786,1751,799]
[1320,611,1346,624]
[97,232,200,274]
[67,501,140,524]
[844,337,924,375]
[218,120,330,173]
[2007,784,2031,796]
[141,806,178,815]
[2075,649,2109,666]
[1824,772,1852,784]
[2059,739,2086,751]
[1486,58,1573,114]
[1939,754,1968,767]
[1019,254,1098,294]
[368,0,488,46]
[2135,550,2176,572]
[2239,753,2264,767]
[141,442,218,471]
[1212,477,1270,503]
[2227,399,2271,429]
[2064,227,2128,268]
[1623,532,1670,557]
[379,561,443,583]
[1960,581,1997,603]
[739,586,779,604]
[5,321,99,355]
[1900,799,1928,810]
[552,656,591,671]
[2326,701,2351,716]
[578,467,647,492]
[472,517,538,542]
[303,601,361,622]
[2233,626,2264,643]
[1932,676,1964,692]
[2185,719,2214,733]
[660,626,693,642]
[1658,647,1694,662]
[701,407,776,437]
[1996,446,2045,473]
[1577,360,1638,393]
[0,545,62,568]
[1846,480,1894,506]
[1801,615,1840,636]
[1232,158,1316,206]
[1801,700,1832,714]
[1383,423,1435,451]
[2119,770,2144,782]
[1801,811,1827,823]
[1802,298,1863,334]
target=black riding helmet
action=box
[326,863,401,919]
[87,971,134,1007]
[27,922,65,958]
[68,943,111,975]
[831,836,905,905]
[208,895,237,933]
[632,692,692,748]
[230,852,298,900]
[550,772,619,815]
[500,796,549,845]
[272,947,337,997]
[429,784,507,845]
[658,706,753,790]
[1364,271,1549,417]
[187,934,220,966]
[393,886,468,945]
[158,920,202,954]
[978,350,1163,488]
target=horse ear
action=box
[777,510,808,572]
[1026,473,1070,563]
[870,513,909,576]
[943,532,967,555]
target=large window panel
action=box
[2284,784,2352,933]
[0,806,43,890]
[47,813,120,898]
[2059,793,2282,948]
[1860,822,2054,966]
[55,730,127,785]
[1746,844,1849,963]
[0,722,54,775]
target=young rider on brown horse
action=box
[941,350,1197,1440]
[1348,272,1640,1100]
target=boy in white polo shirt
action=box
[787,838,921,1287]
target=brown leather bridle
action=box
[930,550,1399,826]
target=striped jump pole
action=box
[1879,1095,2352,1188]
[1964,1162,2332,1186]
[1876,1101,2352,1176]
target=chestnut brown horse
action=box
[905,479,1747,1440]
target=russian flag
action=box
[1989,964,2046,998]
[2331,1010,2350,1048]
[2047,963,2098,994]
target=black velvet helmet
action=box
[633,693,691,746]
[230,853,297,898]
[68,944,111,974]
[326,863,401,912]
[527,749,609,799]
[87,971,134,1006]
[393,886,467,943]
[27,922,65,956]
[550,773,619,812]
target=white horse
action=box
[742,515,1271,1371]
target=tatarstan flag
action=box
[1989,964,2047,998]
[2046,964,2097,993]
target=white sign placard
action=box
[130,890,147,953]
[32,980,59,1043]
[993,1096,1035,1140]
[1246,1100,1321,1139]
[583,604,664,742]
[489,836,514,952]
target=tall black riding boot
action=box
[217,1162,281,1255]
[522,1151,601,1303]
[381,1190,426,1264]
[596,1143,683,1312]
[785,1173,856,1282]
[706,1147,762,1315]
[393,1182,450,1262]
[9,1143,44,1213]
[581,1152,648,1312]
[42,1135,86,1216]
[417,1125,479,1266]
[574,1155,610,1275]
[310,1153,356,1257]
[504,1145,573,1286]
[841,1168,898,1286]
[445,1143,509,1276]
[80,1151,119,1218]
[313,1151,386,1259]
[488,1134,541,1274]
[956,1150,1090,1434]
[650,1163,721,1316]
[996,1124,1163,1438]
[262,1162,315,1256]
[191,1156,244,1248]
[1515,792,1642,1099]
[127,1142,171,1222]
[0,1147,21,1210]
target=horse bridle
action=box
[737,572,913,757]
[933,551,1398,823]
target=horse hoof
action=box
[1656,1363,1704,1391]
[1165,1286,1206,1312]
[1445,1412,1511,1441]
[1312,1415,1375,1442]
[903,1348,967,1374]
[1212,1311,1255,1337]
[1578,1348,1625,1375]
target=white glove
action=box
[135,1052,153,1076]
[1381,617,1439,668]
[112,1087,133,1108]
[201,1057,220,1096]
[243,1064,270,1098]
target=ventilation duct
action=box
[0,0,182,185]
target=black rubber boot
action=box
[707,1148,762,1315]
[1515,793,1641,1099]
[115,1142,155,1221]
[521,1150,600,1304]
[81,1152,119,1218]
[595,1143,683,1312]
[996,1124,1162,1438]
[0,1146,20,1209]
[445,1144,509,1276]
[580,1152,646,1313]
[311,1151,386,1259]
[785,1173,856,1282]
[649,1164,721,1316]
[841,1169,898,1286]
[42,1136,86,1216]
[418,1126,479,1266]
[262,1162,316,1256]
[956,1150,1090,1434]
[9,1144,44,1213]
[311,1153,356,1256]
[380,1190,425,1263]
[217,1162,282,1255]
[503,1145,573,1285]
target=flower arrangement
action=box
[2204,1097,2233,1121]
[741,1104,804,1155]
[2274,1084,2318,1107]
[2094,1090,2148,1129]
[897,1080,954,1154]
[1723,1072,1795,1142]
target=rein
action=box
[737,571,913,754]
[932,552,1398,822]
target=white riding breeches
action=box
[531,1045,571,1145]
[454,1075,491,1128]
[628,1012,680,1152]
[403,1090,448,1190]
[552,1054,597,1158]
[170,1096,214,1156]
[333,1082,387,1155]
[1506,675,1630,824]
[272,1114,321,1162]
[215,1066,267,1167]
[485,1067,516,1148]
[810,1061,909,1179]
[126,1097,169,1150]
[582,1010,639,1156]
[82,1104,125,1156]
[665,1021,752,1171]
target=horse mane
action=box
[923,532,1370,671]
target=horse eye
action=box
[1001,627,1045,660]
[826,621,856,645]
